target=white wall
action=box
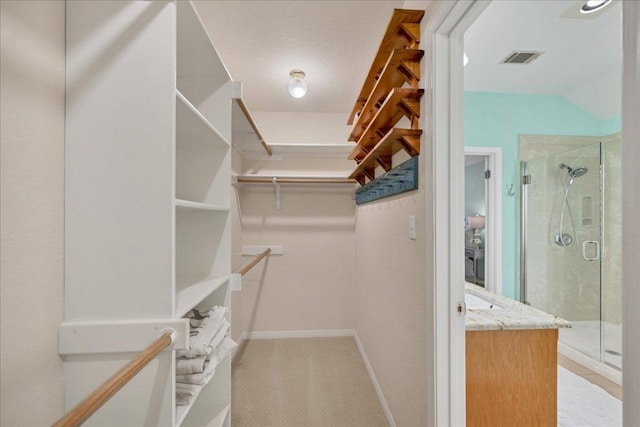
[0,1,65,424]
[355,184,428,425]
[252,111,350,145]
[234,155,357,334]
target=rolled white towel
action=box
[176,354,208,375]
[176,383,200,394]
[175,394,191,406]
[177,306,228,358]
[175,336,238,385]
[211,336,238,366]
[175,319,230,373]
[175,386,196,398]
[176,363,216,385]
[208,319,230,353]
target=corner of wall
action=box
[0,1,66,424]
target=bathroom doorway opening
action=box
[464,147,502,294]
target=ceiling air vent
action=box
[500,51,543,64]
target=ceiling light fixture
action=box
[463,52,469,67]
[288,69,307,98]
[580,0,612,14]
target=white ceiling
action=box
[464,0,622,119]
[193,1,621,119]
[194,0,404,114]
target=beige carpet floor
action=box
[231,337,389,427]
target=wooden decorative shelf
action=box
[348,88,423,161]
[349,48,424,142]
[347,9,424,125]
[346,8,424,191]
[349,128,422,184]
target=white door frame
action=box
[464,147,502,295]
[622,2,640,426]
[424,1,489,425]
[428,1,640,426]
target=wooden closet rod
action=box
[234,98,273,156]
[237,176,357,184]
[51,331,175,427]
[237,248,271,276]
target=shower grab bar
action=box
[582,240,600,261]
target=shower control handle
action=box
[582,240,600,261]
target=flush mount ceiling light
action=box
[580,0,612,14]
[288,69,307,98]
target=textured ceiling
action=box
[464,0,621,118]
[193,1,621,119]
[194,1,404,114]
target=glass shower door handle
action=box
[582,240,600,261]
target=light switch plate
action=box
[409,215,416,240]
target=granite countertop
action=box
[465,283,571,331]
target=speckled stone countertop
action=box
[465,283,571,331]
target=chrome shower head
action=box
[559,163,588,178]
[569,167,588,178]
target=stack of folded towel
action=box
[175,306,237,406]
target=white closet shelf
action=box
[176,1,230,84]
[175,275,231,318]
[210,404,231,427]
[175,199,230,212]
[235,175,357,184]
[175,385,230,427]
[177,90,230,148]
[239,143,354,159]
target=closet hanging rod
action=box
[236,176,357,184]
[234,98,272,156]
[52,331,176,427]
[235,248,272,276]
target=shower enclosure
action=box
[520,136,622,372]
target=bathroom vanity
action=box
[465,284,570,427]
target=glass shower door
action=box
[602,138,622,369]
[522,143,602,361]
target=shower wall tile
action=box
[464,90,621,298]
[522,139,603,328]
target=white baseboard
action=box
[352,332,396,427]
[234,329,395,426]
[239,329,356,340]
[558,342,622,385]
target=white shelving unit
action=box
[63,1,234,425]
[176,199,230,212]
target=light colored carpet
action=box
[231,337,389,427]
[558,366,622,427]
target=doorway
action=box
[464,147,501,294]
[426,0,639,425]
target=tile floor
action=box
[558,353,622,400]
[231,337,388,427]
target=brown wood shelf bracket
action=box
[349,128,422,182]
[349,48,424,142]
[346,8,424,187]
[347,9,424,125]
[348,88,423,161]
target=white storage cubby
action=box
[63,1,237,425]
